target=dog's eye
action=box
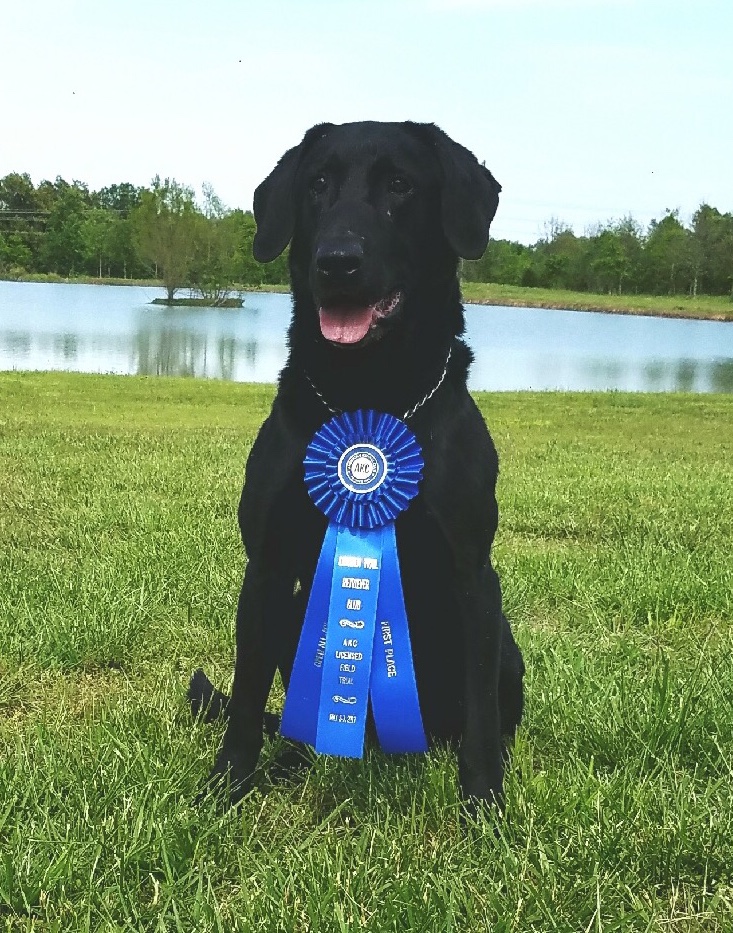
[310,174,328,196]
[388,175,412,196]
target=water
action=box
[1,281,732,392]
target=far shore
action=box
[3,274,731,322]
[461,282,733,322]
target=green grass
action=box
[1,373,732,931]
[3,273,161,288]
[2,273,291,294]
[461,282,733,321]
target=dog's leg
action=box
[188,670,281,737]
[498,613,525,749]
[189,669,231,722]
[263,588,317,782]
[457,562,506,810]
[198,561,289,806]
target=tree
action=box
[39,180,90,276]
[81,208,121,277]
[541,227,583,289]
[106,215,143,279]
[588,230,627,293]
[643,210,694,295]
[462,238,534,286]
[131,177,201,301]
[188,183,239,304]
[690,204,733,297]
[613,217,643,293]
[227,210,260,284]
[95,182,143,215]
[0,173,49,273]
[584,218,642,294]
[0,232,33,275]
[0,172,39,212]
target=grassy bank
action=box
[462,281,733,321]
[1,273,290,293]
[5,273,732,319]
[3,272,163,288]
[1,373,732,930]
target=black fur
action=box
[190,121,524,808]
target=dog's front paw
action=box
[194,753,256,809]
[268,740,314,784]
[460,789,504,824]
[458,769,505,821]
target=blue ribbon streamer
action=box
[280,411,428,758]
[369,522,427,754]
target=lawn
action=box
[1,373,732,931]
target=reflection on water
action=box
[463,303,733,393]
[3,330,31,356]
[54,332,79,360]
[132,326,259,379]
[1,281,732,393]
[578,356,733,393]
[0,283,290,385]
[709,360,733,392]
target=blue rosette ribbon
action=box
[280,410,428,758]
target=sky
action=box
[2,0,731,244]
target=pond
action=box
[1,281,732,392]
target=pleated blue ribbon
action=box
[280,410,428,758]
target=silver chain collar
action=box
[304,346,452,422]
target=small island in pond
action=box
[151,296,244,308]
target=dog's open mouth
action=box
[318,291,403,346]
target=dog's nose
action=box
[315,241,364,281]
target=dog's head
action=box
[253,121,500,350]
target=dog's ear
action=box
[253,123,334,263]
[407,123,501,260]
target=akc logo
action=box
[337,444,388,494]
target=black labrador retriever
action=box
[190,121,524,809]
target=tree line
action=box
[0,173,288,302]
[1,171,732,299]
[464,209,733,298]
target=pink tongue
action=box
[319,306,374,344]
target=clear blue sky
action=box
[2,0,731,243]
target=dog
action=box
[189,121,524,809]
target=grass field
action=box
[1,373,732,931]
